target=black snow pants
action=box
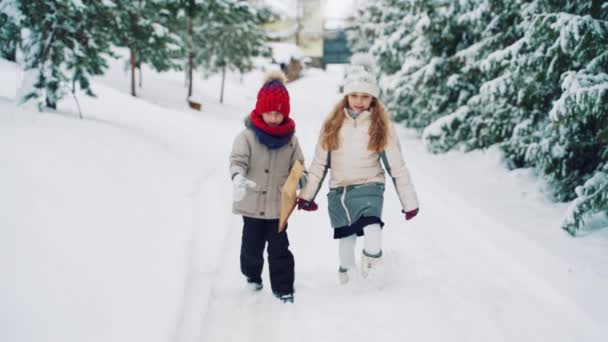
[240,216,295,296]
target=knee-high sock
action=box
[363,223,382,256]
[338,234,357,270]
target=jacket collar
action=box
[343,108,371,122]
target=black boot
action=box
[274,292,294,303]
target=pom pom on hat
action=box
[342,53,380,98]
[264,70,287,84]
[254,71,290,117]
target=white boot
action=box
[361,250,383,279]
[338,235,357,285]
[338,267,350,285]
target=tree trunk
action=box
[6,47,16,62]
[130,48,137,97]
[188,52,194,98]
[219,65,226,104]
[187,17,194,99]
[295,0,303,45]
[138,64,143,88]
[45,97,56,109]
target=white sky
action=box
[323,0,357,19]
[262,0,357,19]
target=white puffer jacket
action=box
[299,109,419,212]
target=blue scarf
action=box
[246,119,293,149]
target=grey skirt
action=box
[326,182,385,230]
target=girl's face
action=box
[347,92,373,113]
[261,111,284,126]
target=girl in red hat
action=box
[229,71,305,303]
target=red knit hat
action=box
[254,71,290,117]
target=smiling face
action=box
[261,111,285,126]
[347,92,373,113]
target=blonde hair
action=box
[320,96,391,152]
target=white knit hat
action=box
[342,53,380,98]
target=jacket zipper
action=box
[341,187,352,226]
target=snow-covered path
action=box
[2,58,607,342]
[190,70,607,342]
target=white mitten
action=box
[232,174,257,202]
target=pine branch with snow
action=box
[562,165,608,236]
[16,0,116,109]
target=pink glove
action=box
[296,198,318,211]
[402,208,419,220]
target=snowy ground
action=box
[1,57,607,342]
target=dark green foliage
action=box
[350,0,608,234]
[0,12,19,61]
[17,0,115,108]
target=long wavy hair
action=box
[320,96,391,152]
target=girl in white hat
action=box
[297,53,419,284]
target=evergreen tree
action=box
[562,164,608,236]
[11,0,114,110]
[346,0,402,67]
[421,0,608,233]
[0,0,21,62]
[193,0,267,103]
[385,0,525,132]
[164,0,202,100]
[351,0,608,233]
[110,0,182,97]
[422,0,527,152]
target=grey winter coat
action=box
[229,127,305,219]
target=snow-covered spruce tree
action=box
[424,1,606,162]
[347,0,412,73]
[13,0,114,110]
[344,0,380,54]
[422,0,527,152]
[193,0,267,103]
[110,0,182,97]
[167,0,271,101]
[422,0,608,233]
[562,164,608,236]
[523,13,608,198]
[534,41,608,234]
[554,1,608,234]
[0,3,21,62]
[165,0,204,100]
[387,0,469,131]
[377,0,526,137]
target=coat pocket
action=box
[234,188,262,216]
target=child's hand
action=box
[233,174,257,202]
[402,208,419,220]
[296,198,318,211]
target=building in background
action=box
[250,0,323,68]
[250,0,359,69]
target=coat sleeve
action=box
[381,124,419,212]
[298,135,330,201]
[290,136,306,168]
[229,131,250,180]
